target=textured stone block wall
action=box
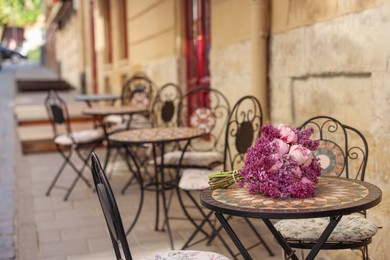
[270,4,390,259]
[210,40,252,107]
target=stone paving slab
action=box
[0,63,18,260]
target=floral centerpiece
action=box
[208,124,322,198]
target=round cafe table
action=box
[201,176,382,260]
[82,105,150,169]
[75,94,119,107]
[82,105,148,117]
[109,127,205,249]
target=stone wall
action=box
[270,4,390,259]
[210,40,252,106]
[56,14,81,90]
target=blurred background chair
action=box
[150,82,182,128]
[153,87,230,170]
[120,82,183,194]
[105,73,155,132]
[177,95,274,258]
[274,115,377,260]
[90,152,229,260]
[44,90,104,201]
[103,73,156,173]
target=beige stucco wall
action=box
[210,0,252,107]
[127,0,183,88]
[270,1,390,258]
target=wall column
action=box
[251,0,270,120]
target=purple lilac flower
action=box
[239,124,323,198]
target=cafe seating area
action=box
[11,69,382,260]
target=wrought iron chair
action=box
[103,74,156,172]
[153,87,230,170]
[120,83,183,194]
[177,96,274,258]
[150,82,183,128]
[45,90,105,201]
[105,73,155,132]
[90,152,229,260]
[274,116,377,260]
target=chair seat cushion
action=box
[274,215,378,242]
[179,169,214,190]
[109,121,152,133]
[105,114,150,125]
[145,250,228,260]
[54,129,104,146]
[105,114,126,125]
[152,151,223,168]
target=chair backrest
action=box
[300,116,368,181]
[150,83,182,128]
[120,74,155,109]
[223,96,263,171]
[44,90,72,139]
[90,153,132,260]
[178,87,230,152]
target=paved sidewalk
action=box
[0,62,60,260]
[0,63,18,260]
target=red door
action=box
[184,0,211,91]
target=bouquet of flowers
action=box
[208,124,322,198]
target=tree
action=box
[0,0,42,27]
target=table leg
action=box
[305,215,343,260]
[152,144,161,232]
[123,145,145,235]
[155,143,175,249]
[262,219,299,260]
[214,212,253,260]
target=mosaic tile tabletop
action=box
[201,177,382,219]
[109,127,205,144]
[82,105,148,116]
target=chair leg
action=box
[362,245,369,260]
[244,218,274,256]
[176,189,209,238]
[57,142,100,201]
[177,189,237,259]
[103,142,113,171]
[207,215,274,257]
[62,144,98,201]
[46,153,68,196]
[123,145,145,235]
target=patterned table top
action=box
[82,105,148,116]
[109,127,205,144]
[201,176,382,219]
[75,94,120,102]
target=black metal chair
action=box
[45,90,104,201]
[274,116,377,260]
[177,96,274,259]
[90,152,229,260]
[153,87,230,170]
[120,83,183,194]
[105,73,155,131]
[150,82,183,128]
[103,74,156,172]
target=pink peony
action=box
[289,145,313,167]
[271,138,290,155]
[301,177,313,184]
[270,154,284,171]
[278,124,298,143]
